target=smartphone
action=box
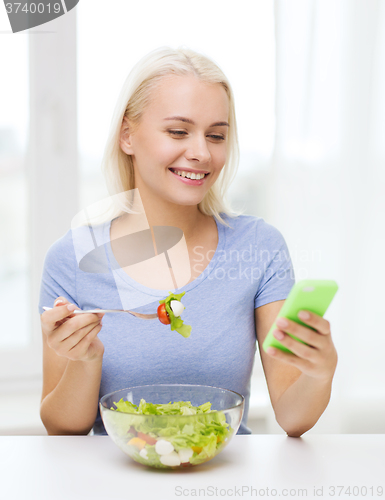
[262,279,339,354]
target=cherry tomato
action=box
[137,432,157,446]
[157,303,170,325]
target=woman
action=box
[39,47,337,437]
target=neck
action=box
[128,188,209,243]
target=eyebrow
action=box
[163,116,229,127]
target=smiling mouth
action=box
[169,168,209,180]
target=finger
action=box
[41,300,80,328]
[47,316,101,354]
[68,322,103,358]
[275,317,325,349]
[273,329,318,361]
[52,297,75,327]
[54,314,102,343]
[59,318,102,352]
[266,345,312,371]
[54,297,68,307]
[93,308,105,320]
[297,310,331,335]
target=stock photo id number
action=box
[174,485,384,497]
[4,0,79,32]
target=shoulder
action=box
[44,228,75,266]
[219,213,287,246]
[41,229,78,288]
[43,222,108,271]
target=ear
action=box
[119,116,135,155]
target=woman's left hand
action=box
[266,311,337,382]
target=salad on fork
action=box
[43,291,192,338]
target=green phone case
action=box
[262,279,339,354]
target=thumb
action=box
[54,297,69,307]
[52,297,74,324]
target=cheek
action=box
[156,142,183,165]
[141,134,183,166]
[212,146,227,171]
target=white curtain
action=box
[261,0,385,433]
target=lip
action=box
[169,167,210,175]
[168,168,208,186]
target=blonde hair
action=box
[101,46,242,226]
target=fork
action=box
[42,306,158,320]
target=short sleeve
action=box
[254,222,295,309]
[38,229,78,314]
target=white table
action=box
[1,435,384,500]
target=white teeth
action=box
[172,169,205,180]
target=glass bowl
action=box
[99,384,244,469]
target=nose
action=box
[185,134,211,163]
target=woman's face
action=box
[120,74,230,208]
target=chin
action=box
[167,193,206,207]
[175,197,205,207]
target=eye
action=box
[168,130,187,137]
[168,130,226,141]
[208,135,226,141]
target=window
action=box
[0,10,78,381]
[0,34,29,350]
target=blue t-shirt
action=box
[38,213,295,434]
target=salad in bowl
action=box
[99,384,244,469]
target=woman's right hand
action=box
[41,297,105,362]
